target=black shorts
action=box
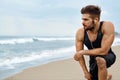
[89,52,116,80]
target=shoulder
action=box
[75,27,84,41]
[76,27,84,35]
[102,21,114,29]
[103,21,114,27]
[102,21,114,34]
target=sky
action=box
[0,0,120,36]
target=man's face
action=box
[81,14,95,31]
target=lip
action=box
[83,25,86,27]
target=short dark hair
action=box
[81,5,101,20]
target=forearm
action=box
[78,55,89,74]
[84,48,108,56]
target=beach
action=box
[5,46,120,80]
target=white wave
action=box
[0,46,75,68]
[33,37,74,41]
[112,37,120,46]
[0,38,33,45]
[0,37,74,45]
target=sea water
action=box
[0,36,120,79]
[0,36,75,79]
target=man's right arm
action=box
[74,28,91,79]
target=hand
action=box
[74,50,85,61]
[78,50,85,55]
[84,72,92,80]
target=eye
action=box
[84,19,88,20]
[82,18,88,21]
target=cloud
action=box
[0,0,120,36]
[0,13,80,36]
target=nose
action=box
[81,20,85,25]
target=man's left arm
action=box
[81,21,115,56]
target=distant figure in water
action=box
[74,5,116,80]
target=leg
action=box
[96,57,107,80]
[74,54,91,80]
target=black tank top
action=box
[84,21,113,53]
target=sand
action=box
[5,46,120,80]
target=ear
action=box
[94,17,99,23]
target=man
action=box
[74,5,116,80]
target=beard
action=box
[85,26,94,31]
[85,20,95,31]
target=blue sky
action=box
[0,0,120,36]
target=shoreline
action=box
[4,46,120,80]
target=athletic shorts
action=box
[89,52,116,80]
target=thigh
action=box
[101,52,116,68]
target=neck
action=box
[89,22,100,34]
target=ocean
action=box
[0,36,120,79]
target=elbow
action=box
[102,51,108,55]
[104,50,110,55]
[101,48,109,55]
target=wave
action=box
[0,37,74,45]
[33,37,74,41]
[0,36,119,45]
[0,46,75,68]
[0,38,33,45]
[113,37,120,46]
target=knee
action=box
[74,53,83,61]
[96,57,106,69]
